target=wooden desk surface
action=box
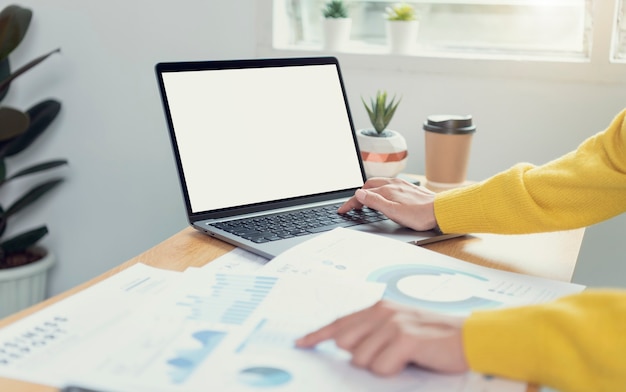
[0,226,585,392]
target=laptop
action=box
[155,56,461,259]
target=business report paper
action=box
[0,228,583,392]
[63,266,526,392]
[263,228,586,316]
[62,270,390,392]
[0,263,183,386]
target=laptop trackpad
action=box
[348,219,438,242]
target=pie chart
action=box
[237,366,292,387]
[368,264,502,314]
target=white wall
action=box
[7,1,258,296]
[5,1,625,300]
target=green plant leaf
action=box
[5,159,67,183]
[383,95,401,128]
[361,96,375,124]
[0,57,9,101]
[362,90,401,134]
[0,48,60,94]
[0,99,61,159]
[374,91,387,132]
[0,204,5,238]
[323,0,348,18]
[0,5,32,100]
[0,225,47,254]
[0,106,29,141]
[3,178,64,219]
[0,5,32,62]
[385,3,417,21]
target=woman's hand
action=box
[338,177,438,232]
[296,300,469,376]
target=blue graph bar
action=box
[178,274,278,325]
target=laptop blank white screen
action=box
[162,63,364,213]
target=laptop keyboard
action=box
[210,203,389,243]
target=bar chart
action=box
[177,274,279,325]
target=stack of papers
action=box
[0,228,585,391]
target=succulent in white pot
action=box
[322,0,352,51]
[357,90,407,178]
[385,2,419,55]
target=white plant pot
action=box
[356,129,408,178]
[387,20,419,55]
[323,18,352,51]
[0,248,55,319]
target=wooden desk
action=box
[0,226,584,392]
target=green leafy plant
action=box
[385,3,417,21]
[361,90,401,136]
[0,4,66,268]
[322,0,348,18]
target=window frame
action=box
[256,0,626,84]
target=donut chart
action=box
[367,264,502,313]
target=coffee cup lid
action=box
[423,114,476,135]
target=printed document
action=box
[0,229,585,391]
[263,228,586,315]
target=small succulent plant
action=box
[322,0,349,18]
[361,90,401,136]
[385,3,417,21]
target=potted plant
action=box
[0,4,67,319]
[385,2,419,55]
[356,90,408,178]
[322,0,352,51]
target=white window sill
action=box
[273,39,594,63]
[258,43,626,85]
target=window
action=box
[259,0,626,83]
[614,0,626,60]
[278,0,591,60]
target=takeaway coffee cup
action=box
[423,114,476,189]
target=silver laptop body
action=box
[155,56,460,259]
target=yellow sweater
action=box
[434,109,626,391]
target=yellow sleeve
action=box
[434,109,626,234]
[463,290,626,392]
